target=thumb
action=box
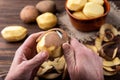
[62,43,76,68]
[27,51,49,69]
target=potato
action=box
[1,26,27,42]
[67,0,87,11]
[36,12,57,30]
[36,0,56,13]
[20,5,39,23]
[72,11,89,19]
[36,28,68,79]
[88,0,104,5]
[83,2,104,18]
[36,28,69,59]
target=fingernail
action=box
[63,43,70,50]
[41,51,49,60]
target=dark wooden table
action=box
[0,0,120,80]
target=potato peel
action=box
[85,44,99,55]
[95,37,102,51]
[112,47,118,59]
[100,42,115,61]
[103,66,116,72]
[85,23,120,76]
[99,23,118,42]
[37,56,66,79]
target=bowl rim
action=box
[65,0,110,21]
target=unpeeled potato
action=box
[36,0,56,13]
[20,5,39,23]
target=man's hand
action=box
[62,38,104,80]
[5,32,49,80]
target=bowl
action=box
[65,0,110,32]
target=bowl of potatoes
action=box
[65,0,110,32]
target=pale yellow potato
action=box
[73,11,88,19]
[83,2,104,18]
[1,26,27,42]
[88,0,104,5]
[67,0,87,11]
[36,12,57,30]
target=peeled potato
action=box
[36,12,57,30]
[73,11,88,19]
[1,26,27,42]
[88,0,104,5]
[83,2,104,18]
[36,28,69,58]
[67,0,87,11]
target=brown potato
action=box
[20,5,39,23]
[36,28,69,59]
[36,0,56,13]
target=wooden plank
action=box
[0,0,66,79]
[0,0,120,80]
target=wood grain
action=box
[0,0,120,80]
[0,0,65,79]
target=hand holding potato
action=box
[36,28,69,79]
[62,38,104,80]
[5,32,49,80]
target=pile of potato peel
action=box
[36,56,67,79]
[85,23,120,76]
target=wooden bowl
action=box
[65,0,110,32]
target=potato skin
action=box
[36,0,56,13]
[20,5,39,23]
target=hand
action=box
[62,38,104,80]
[5,32,49,80]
